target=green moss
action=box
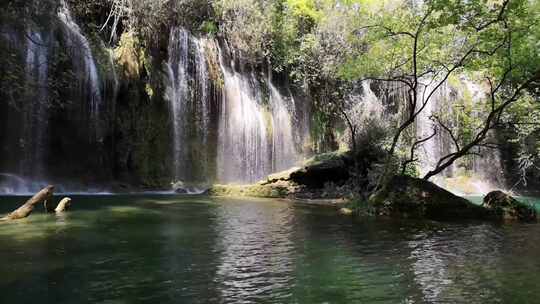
[200,20,218,36]
[114,32,142,80]
[208,183,290,198]
[369,175,492,220]
[304,150,350,167]
[261,106,274,137]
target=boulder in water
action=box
[483,191,537,222]
[369,175,491,220]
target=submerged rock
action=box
[483,191,537,222]
[369,175,491,220]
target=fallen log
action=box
[55,197,72,213]
[1,185,55,220]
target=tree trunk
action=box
[1,185,55,220]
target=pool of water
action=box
[1,195,540,303]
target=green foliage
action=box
[199,20,218,36]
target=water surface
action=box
[1,195,539,303]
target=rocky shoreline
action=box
[204,152,537,222]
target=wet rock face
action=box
[369,175,492,220]
[483,191,537,222]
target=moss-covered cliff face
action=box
[113,80,173,188]
[110,30,173,188]
[0,0,117,186]
[0,0,176,189]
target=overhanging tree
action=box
[340,0,540,182]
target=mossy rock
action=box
[369,175,492,220]
[483,191,537,222]
[207,182,291,198]
[265,150,352,188]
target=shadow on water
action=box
[1,194,540,303]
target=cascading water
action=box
[167,28,190,181]
[216,48,271,183]
[58,0,103,139]
[416,82,453,178]
[0,2,112,194]
[269,82,301,172]
[165,29,303,184]
[166,27,215,183]
[0,29,51,194]
[415,78,505,194]
[23,30,49,179]
[216,43,301,183]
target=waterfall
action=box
[165,29,302,184]
[166,27,214,183]
[0,2,112,194]
[216,43,301,183]
[216,46,271,183]
[269,83,301,172]
[0,28,51,194]
[58,0,103,139]
[416,82,452,178]
[415,78,505,194]
[22,30,49,179]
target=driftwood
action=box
[1,185,55,220]
[55,197,72,213]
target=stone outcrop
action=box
[369,175,492,220]
[208,151,353,199]
[263,151,352,188]
[483,190,537,222]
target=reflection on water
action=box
[0,195,540,303]
[214,199,295,302]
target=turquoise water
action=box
[1,195,540,303]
